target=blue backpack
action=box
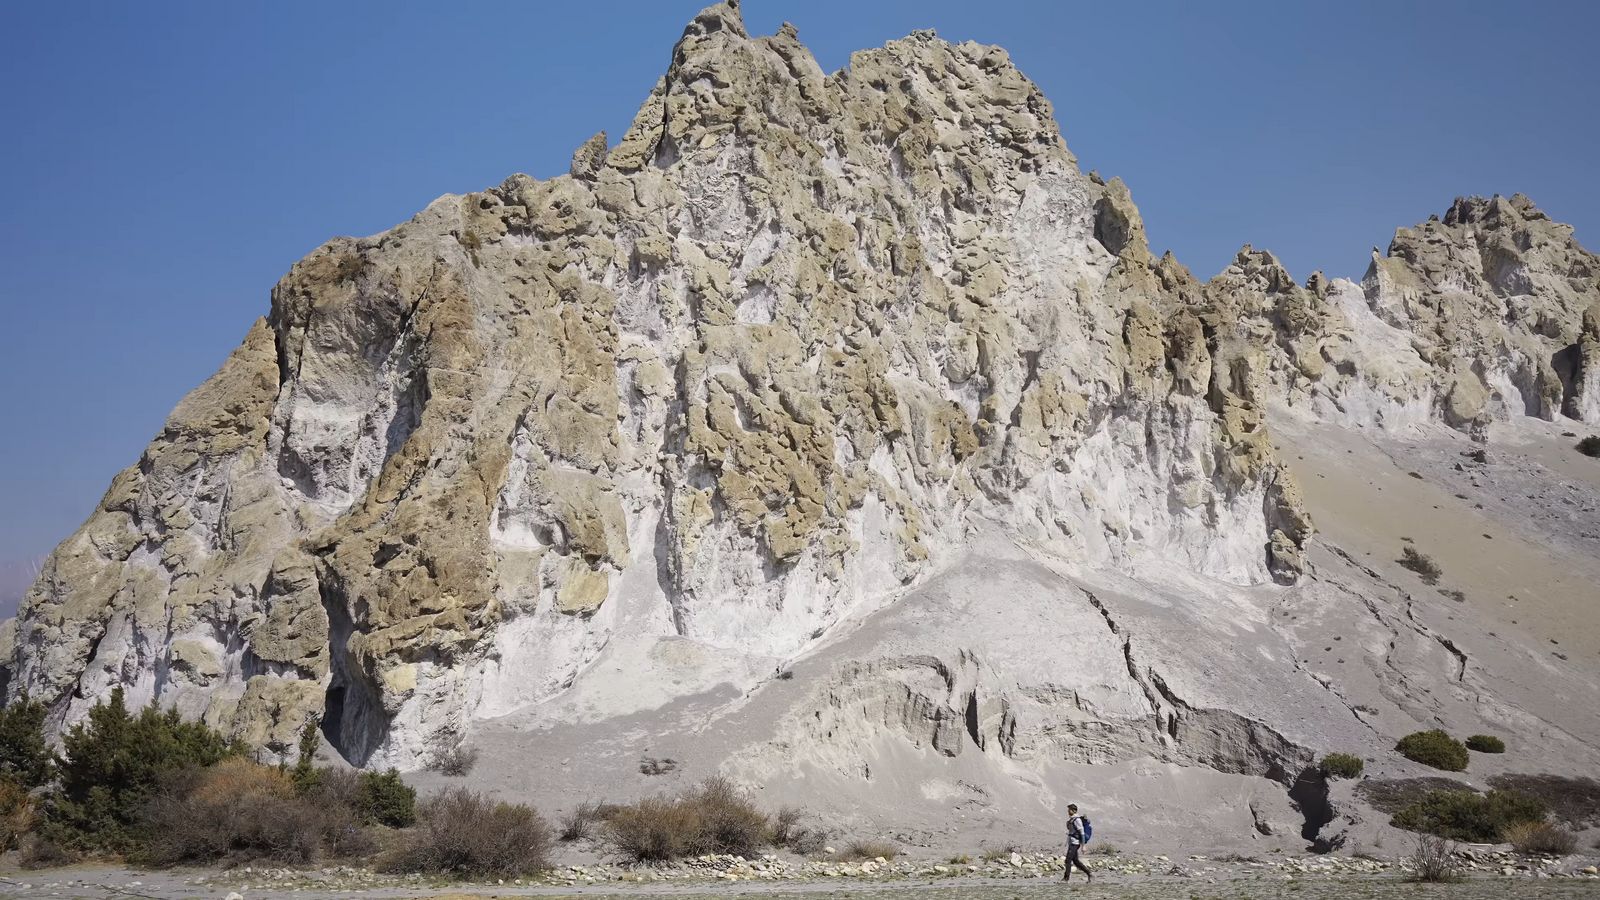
[1081,816,1093,844]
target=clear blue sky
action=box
[1,1,1596,607]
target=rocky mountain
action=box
[6,0,1598,850]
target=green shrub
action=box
[1391,789,1546,842]
[1487,774,1600,828]
[385,788,551,878]
[0,695,55,789]
[1576,436,1600,458]
[1320,752,1365,779]
[49,687,241,852]
[356,769,415,828]
[1396,730,1469,771]
[1465,735,1505,754]
[290,719,322,794]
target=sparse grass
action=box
[1576,436,1600,458]
[1397,546,1443,585]
[1505,821,1576,856]
[1465,735,1505,754]
[1357,777,1474,815]
[947,853,973,865]
[1406,834,1462,883]
[1395,729,1468,771]
[1320,752,1365,779]
[384,788,551,879]
[1488,774,1600,828]
[981,845,1017,862]
[838,839,900,861]
[334,252,364,283]
[425,745,480,777]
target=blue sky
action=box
[1,1,1596,607]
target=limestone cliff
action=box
[4,1,1598,826]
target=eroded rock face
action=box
[4,2,1597,777]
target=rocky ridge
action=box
[3,0,1598,847]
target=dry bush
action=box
[1406,833,1461,883]
[387,788,551,878]
[1576,436,1600,458]
[137,759,327,865]
[1397,546,1443,585]
[427,745,480,777]
[559,800,605,842]
[638,756,678,776]
[0,777,35,851]
[771,805,805,844]
[604,777,770,863]
[839,839,899,861]
[769,804,825,854]
[18,833,75,869]
[1505,821,1577,856]
[606,795,698,862]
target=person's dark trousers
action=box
[1063,844,1092,881]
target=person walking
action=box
[1062,803,1093,883]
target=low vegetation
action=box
[559,800,606,842]
[604,777,770,863]
[771,804,826,855]
[0,689,554,875]
[384,788,551,878]
[1406,834,1462,883]
[1319,752,1365,779]
[1504,820,1577,855]
[1465,734,1506,754]
[1356,777,1472,814]
[1395,729,1468,771]
[1487,774,1600,828]
[1391,788,1546,842]
[425,745,480,777]
[838,839,900,861]
[136,758,349,866]
[1397,546,1443,585]
[1576,435,1600,458]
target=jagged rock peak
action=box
[4,3,1597,781]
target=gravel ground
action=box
[6,852,1598,900]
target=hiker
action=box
[1062,803,1093,883]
